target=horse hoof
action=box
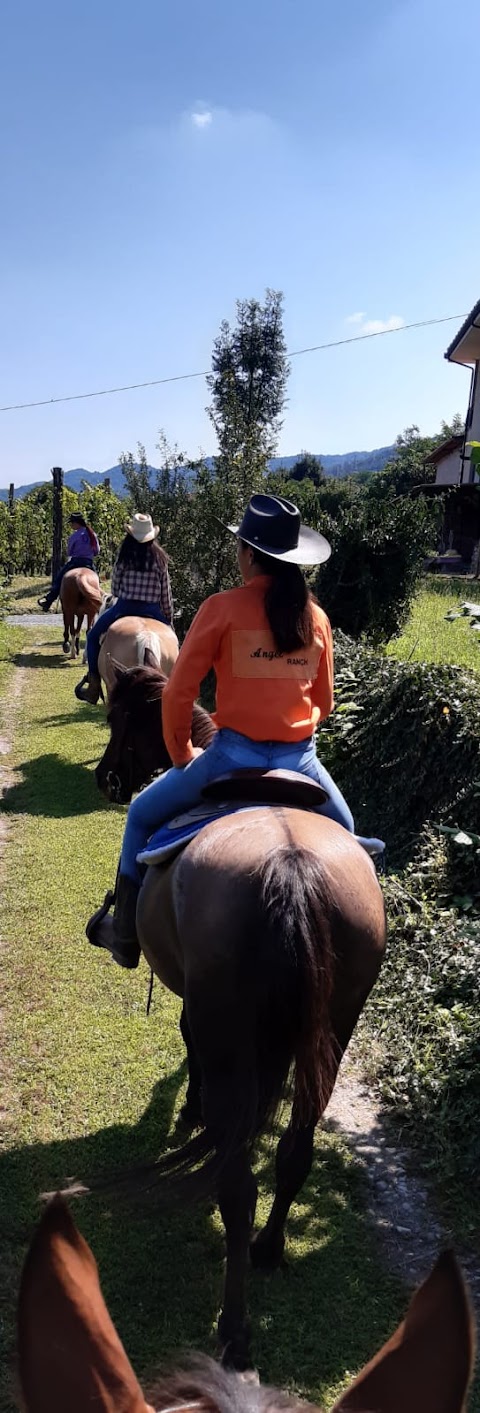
[178,1100,204,1131]
[63,642,70,654]
[250,1230,285,1272]
[218,1313,252,1371]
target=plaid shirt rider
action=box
[111,559,173,625]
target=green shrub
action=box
[359,848,480,1238]
[323,633,480,1238]
[320,633,479,861]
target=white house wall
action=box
[435,448,462,485]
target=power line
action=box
[0,312,466,415]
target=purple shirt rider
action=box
[68,526,99,559]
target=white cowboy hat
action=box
[125,513,159,544]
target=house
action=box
[420,302,480,568]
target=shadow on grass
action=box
[39,708,107,729]
[1,753,111,818]
[11,650,84,671]
[0,1076,404,1408]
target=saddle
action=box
[203,768,327,809]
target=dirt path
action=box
[326,1052,480,1319]
[0,662,26,820]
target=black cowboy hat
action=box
[225,493,331,566]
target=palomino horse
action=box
[92,668,387,1365]
[60,567,103,660]
[97,616,178,701]
[18,1197,474,1413]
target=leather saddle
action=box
[202,768,328,810]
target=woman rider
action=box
[75,513,174,706]
[38,513,100,611]
[87,493,354,970]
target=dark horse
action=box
[19,1198,474,1413]
[92,667,387,1367]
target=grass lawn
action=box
[387,586,480,672]
[0,628,405,1411]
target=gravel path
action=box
[326,1053,480,1317]
[6,613,60,627]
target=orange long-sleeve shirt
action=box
[162,575,334,766]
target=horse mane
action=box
[108,665,217,752]
[149,1357,308,1413]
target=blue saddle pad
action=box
[137,801,386,867]
[137,803,260,865]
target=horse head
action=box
[95,664,171,803]
[18,1197,475,1413]
[95,660,216,803]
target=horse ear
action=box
[112,662,129,685]
[18,1197,154,1413]
[143,647,163,671]
[333,1252,474,1413]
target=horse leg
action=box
[179,1007,203,1127]
[217,1147,257,1369]
[62,607,70,655]
[251,971,382,1272]
[75,613,83,658]
[250,1117,316,1271]
[197,1054,257,1367]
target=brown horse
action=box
[18,1197,474,1413]
[91,667,387,1365]
[60,567,103,659]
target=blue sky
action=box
[1,0,479,485]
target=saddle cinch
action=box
[136,769,385,868]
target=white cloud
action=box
[362,315,405,334]
[345,313,405,335]
[191,110,213,129]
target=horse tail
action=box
[253,844,336,1128]
[74,847,336,1208]
[137,629,161,669]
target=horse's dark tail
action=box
[254,843,336,1129]
[65,846,337,1209]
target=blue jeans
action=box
[121,728,355,883]
[86,599,168,673]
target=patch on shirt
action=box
[231,630,322,681]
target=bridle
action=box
[104,709,134,803]
[104,707,165,804]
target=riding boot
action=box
[86,872,141,970]
[75,672,102,705]
[38,595,53,612]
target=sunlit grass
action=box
[387,588,480,672]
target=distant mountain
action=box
[0,446,395,501]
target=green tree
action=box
[285,451,325,487]
[371,418,464,499]
[207,289,289,498]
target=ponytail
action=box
[85,523,98,552]
[246,545,315,654]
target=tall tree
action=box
[206,289,289,501]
